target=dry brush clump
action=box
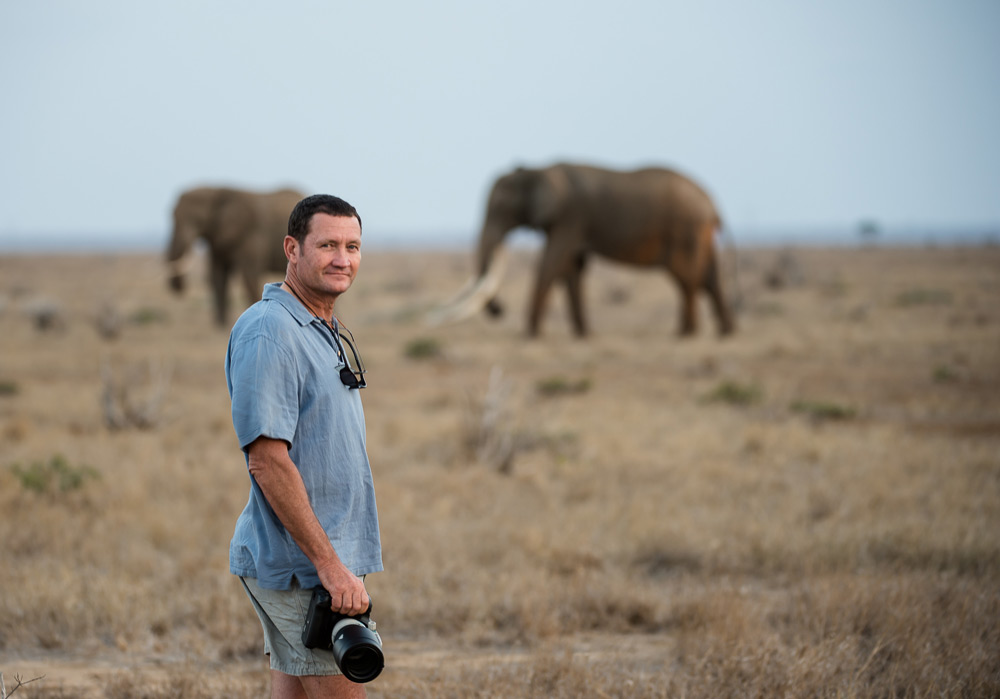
[460,365,518,473]
[100,357,172,430]
[19,296,66,332]
[0,673,44,698]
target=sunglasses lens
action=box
[340,366,358,388]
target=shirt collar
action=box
[262,282,320,328]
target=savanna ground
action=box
[0,242,998,698]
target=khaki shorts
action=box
[240,576,353,677]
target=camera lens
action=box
[332,621,384,683]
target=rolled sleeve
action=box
[229,332,299,450]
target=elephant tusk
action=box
[426,247,508,326]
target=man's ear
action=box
[283,235,298,262]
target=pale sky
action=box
[1,0,998,250]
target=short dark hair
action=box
[287,194,362,243]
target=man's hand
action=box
[317,561,370,616]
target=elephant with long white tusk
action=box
[432,163,735,338]
[165,186,304,327]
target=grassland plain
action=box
[0,244,998,698]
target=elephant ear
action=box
[526,165,573,229]
[212,190,256,252]
[168,187,222,260]
[176,188,219,224]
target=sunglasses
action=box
[336,325,367,390]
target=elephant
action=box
[166,186,304,326]
[432,163,735,338]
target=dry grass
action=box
[1,244,998,697]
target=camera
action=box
[301,586,384,683]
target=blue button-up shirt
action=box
[226,283,382,590]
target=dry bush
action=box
[461,365,518,473]
[19,297,65,332]
[100,357,171,429]
[93,300,123,340]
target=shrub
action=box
[791,400,856,421]
[0,379,18,396]
[10,454,100,494]
[705,381,761,406]
[404,337,443,359]
[932,365,959,383]
[463,366,517,473]
[536,376,592,397]
[894,288,952,306]
[22,297,65,331]
[129,307,169,325]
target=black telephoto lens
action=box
[332,623,384,683]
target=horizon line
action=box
[1,223,998,254]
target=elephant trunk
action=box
[165,221,198,295]
[167,257,191,293]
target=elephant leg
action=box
[702,256,735,336]
[564,252,589,337]
[528,271,557,338]
[209,256,231,326]
[529,237,577,337]
[666,265,699,337]
[678,282,698,336]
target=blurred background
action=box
[2,0,998,253]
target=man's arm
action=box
[246,436,370,615]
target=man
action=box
[226,194,382,698]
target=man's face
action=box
[288,213,362,300]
